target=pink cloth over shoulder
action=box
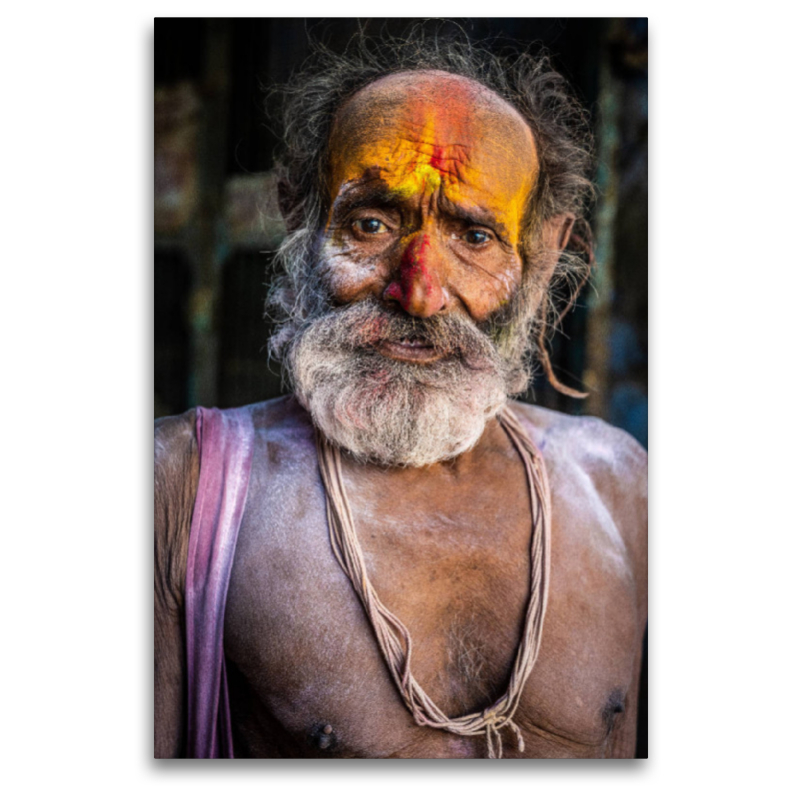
[185,406,254,758]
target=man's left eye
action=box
[463,230,491,245]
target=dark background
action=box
[154,17,648,756]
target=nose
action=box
[382,233,448,318]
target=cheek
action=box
[454,257,523,322]
[318,242,388,305]
[491,263,523,301]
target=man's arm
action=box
[154,411,199,758]
[605,427,648,758]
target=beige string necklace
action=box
[315,404,552,759]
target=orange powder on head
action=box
[327,72,539,250]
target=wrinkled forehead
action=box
[327,71,539,203]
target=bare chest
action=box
[222,433,639,758]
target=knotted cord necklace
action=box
[315,404,552,759]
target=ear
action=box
[541,213,576,254]
[533,213,576,287]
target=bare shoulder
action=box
[155,409,198,484]
[250,394,316,440]
[155,395,312,485]
[247,395,319,476]
[509,400,647,607]
[510,400,647,494]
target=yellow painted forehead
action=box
[327,72,539,241]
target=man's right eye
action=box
[353,218,388,235]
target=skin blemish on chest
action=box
[601,688,626,734]
[308,722,338,752]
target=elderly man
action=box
[155,41,647,759]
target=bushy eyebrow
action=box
[329,176,512,245]
[330,182,402,219]
[436,193,508,236]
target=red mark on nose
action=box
[384,234,444,317]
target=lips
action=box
[395,337,430,349]
[374,336,444,364]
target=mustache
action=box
[298,298,502,370]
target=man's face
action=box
[286,72,543,467]
[321,70,539,336]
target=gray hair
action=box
[267,28,595,397]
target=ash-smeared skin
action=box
[154,71,647,760]
[321,71,538,326]
[154,398,647,758]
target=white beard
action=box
[288,301,509,468]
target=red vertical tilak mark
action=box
[385,234,442,316]
[429,144,446,175]
[401,234,431,290]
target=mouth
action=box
[374,336,444,364]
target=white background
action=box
[1,2,798,798]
